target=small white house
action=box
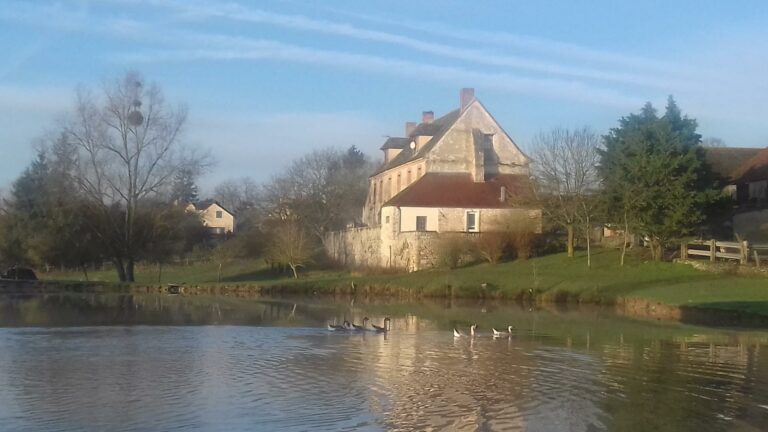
[186,200,235,235]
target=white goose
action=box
[455,324,478,338]
[492,325,514,337]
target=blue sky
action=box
[2,0,768,193]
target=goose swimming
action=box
[352,317,369,331]
[453,328,463,338]
[470,324,477,337]
[492,325,514,337]
[371,317,391,333]
[327,320,352,331]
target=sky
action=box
[1,0,768,194]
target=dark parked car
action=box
[2,267,38,280]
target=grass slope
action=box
[41,249,768,316]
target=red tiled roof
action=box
[704,147,763,181]
[733,147,768,183]
[384,173,532,209]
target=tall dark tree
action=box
[599,97,722,261]
[0,144,103,274]
[170,168,199,204]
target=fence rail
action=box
[681,239,750,264]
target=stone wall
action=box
[733,210,768,242]
[324,227,382,268]
[328,223,489,272]
[436,207,541,233]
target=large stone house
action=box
[327,88,541,270]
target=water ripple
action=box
[0,321,767,431]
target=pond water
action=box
[0,294,767,431]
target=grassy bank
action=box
[40,249,768,319]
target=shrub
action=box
[510,227,535,260]
[476,232,509,264]
[435,234,474,269]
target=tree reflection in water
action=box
[0,294,767,431]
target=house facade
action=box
[327,88,541,270]
[705,147,768,240]
[186,200,235,235]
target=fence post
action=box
[681,242,688,260]
[710,239,716,262]
[754,250,761,269]
[741,240,749,265]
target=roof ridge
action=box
[373,109,463,176]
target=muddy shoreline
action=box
[3,279,768,329]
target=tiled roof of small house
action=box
[704,147,763,182]
[732,147,768,183]
[373,109,461,175]
[194,200,233,215]
[384,172,533,209]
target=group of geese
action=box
[327,317,391,333]
[328,318,514,338]
[454,324,515,338]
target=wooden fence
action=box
[681,239,768,266]
[752,244,768,268]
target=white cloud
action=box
[114,36,646,109]
[324,7,682,74]
[158,0,676,89]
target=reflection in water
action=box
[0,294,767,431]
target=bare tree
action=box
[62,71,210,281]
[267,219,312,279]
[213,176,259,214]
[531,127,601,264]
[260,146,371,243]
[701,137,726,148]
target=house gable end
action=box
[426,100,529,177]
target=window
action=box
[407,170,412,184]
[215,210,223,219]
[749,181,767,201]
[396,173,401,192]
[417,166,422,178]
[416,216,427,232]
[385,216,390,224]
[466,211,478,232]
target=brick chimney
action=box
[405,121,417,136]
[460,88,475,111]
[422,111,434,124]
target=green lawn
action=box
[41,259,349,286]
[40,248,768,317]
